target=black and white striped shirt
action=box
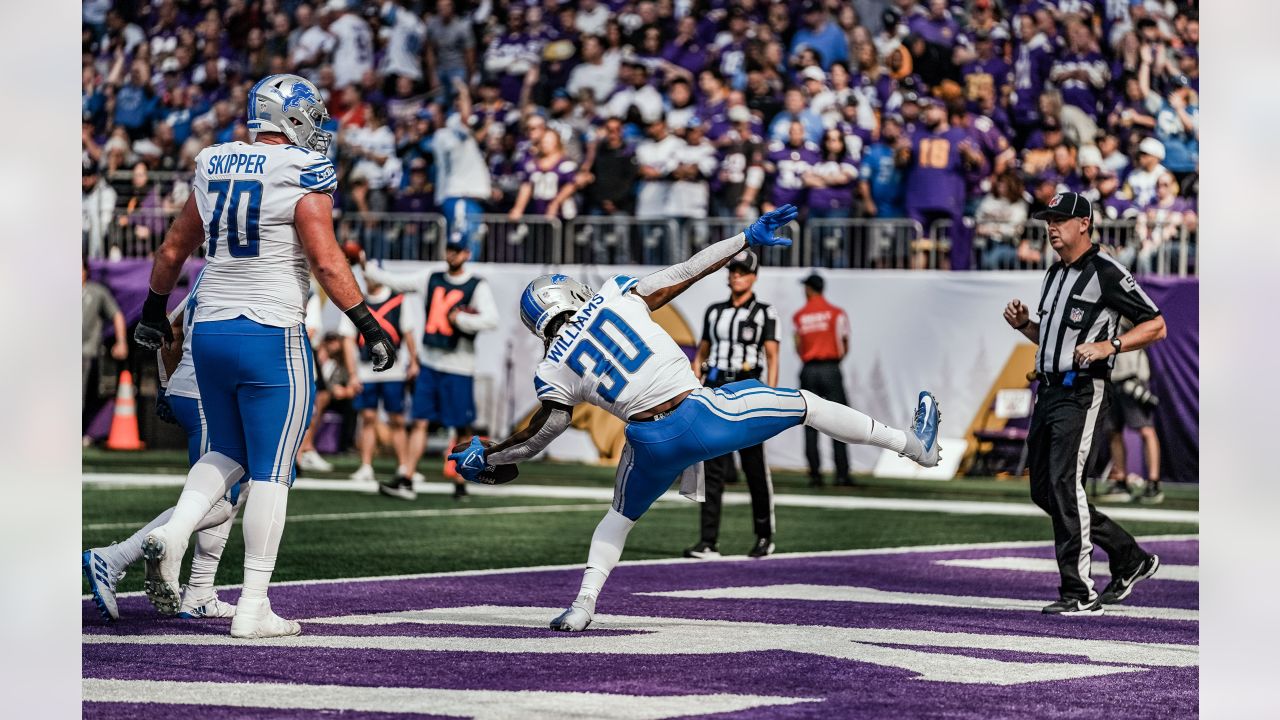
[702,294,778,373]
[1035,245,1161,376]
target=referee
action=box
[684,249,780,559]
[1003,191,1167,616]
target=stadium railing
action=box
[90,208,1196,277]
[563,216,682,266]
[804,218,927,269]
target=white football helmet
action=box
[519,274,595,341]
[246,74,332,153]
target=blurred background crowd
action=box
[82,0,1199,271]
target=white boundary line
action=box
[89,534,1198,600]
[83,473,1200,523]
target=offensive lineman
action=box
[448,204,942,632]
[133,74,396,638]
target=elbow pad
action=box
[487,408,573,465]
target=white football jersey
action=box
[191,141,336,328]
[534,275,701,421]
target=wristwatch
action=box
[1111,338,1123,353]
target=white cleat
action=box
[549,598,595,632]
[141,526,187,616]
[82,548,124,622]
[230,597,301,638]
[350,464,375,483]
[907,391,942,468]
[178,587,237,619]
[297,450,334,472]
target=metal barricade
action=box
[803,218,923,269]
[474,214,562,265]
[335,212,447,262]
[691,217,803,267]
[564,216,683,266]
[103,209,181,259]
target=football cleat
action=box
[549,599,595,632]
[747,537,775,558]
[82,548,124,622]
[682,541,721,559]
[297,450,333,472]
[1095,480,1134,502]
[141,526,187,616]
[230,597,301,638]
[453,482,470,501]
[1100,554,1161,605]
[908,391,942,468]
[350,464,375,484]
[378,475,416,501]
[1137,484,1165,505]
[1041,596,1104,616]
[178,587,237,619]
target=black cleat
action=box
[378,474,416,501]
[682,541,721,559]
[453,482,469,501]
[835,476,855,487]
[1137,483,1165,504]
[1041,596,1104,616]
[1100,554,1161,605]
[747,537,775,558]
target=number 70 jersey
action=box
[533,275,702,421]
[191,141,337,328]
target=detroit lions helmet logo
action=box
[282,82,319,111]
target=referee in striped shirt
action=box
[684,249,780,559]
[1003,191,1167,616]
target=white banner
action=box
[323,263,1044,475]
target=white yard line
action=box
[89,534,1198,600]
[83,473,1199,523]
[935,556,1199,582]
[82,503,613,532]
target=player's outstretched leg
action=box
[143,451,245,615]
[230,480,301,638]
[801,390,942,468]
[551,508,635,632]
[178,492,246,619]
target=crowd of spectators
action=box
[82,0,1199,270]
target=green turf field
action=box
[83,451,1198,595]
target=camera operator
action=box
[1101,319,1164,504]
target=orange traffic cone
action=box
[443,434,488,478]
[105,370,145,451]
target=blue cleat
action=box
[82,548,123,622]
[910,391,942,468]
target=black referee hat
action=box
[1034,191,1092,221]
[728,249,759,274]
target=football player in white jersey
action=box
[133,74,397,638]
[83,272,247,622]
[449,204,943,632]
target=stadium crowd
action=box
[82,0,1199,270]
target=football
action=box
[450,440,520,485]
[341,241,363,264]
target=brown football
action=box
[449,441,520,485]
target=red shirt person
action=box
[793,273,852,486]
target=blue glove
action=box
[745,204,799,247]
[447,436,488,483]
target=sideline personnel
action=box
[793,272,853,487]
[1002,191,1167,616]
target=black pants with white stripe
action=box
[1026,378,1147,601]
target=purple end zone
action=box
[83,539,1198,719]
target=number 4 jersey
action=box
[191,141,337,327]
[533,275,702,421]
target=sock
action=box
[163,451,245,542]
[105,508,174,571]
[240,481,290,602]
[575,509,636,610]
[186,499,239,593]
[801,390,910,455]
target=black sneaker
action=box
[1096,480,1133,502]
[747,537,775,558]
[378,475,416,501]
[807,475,824,488]
[453,482,470,501]
[835,476,855,487]
[1100,554,1161,605]
[1137,483,1164,505]
[682,541,721,559]
[1041,596,1104,616]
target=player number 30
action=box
[566,309,653,403]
